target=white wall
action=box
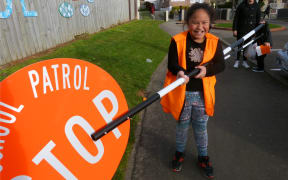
[0,0,136,65]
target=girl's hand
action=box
[177,71,189,84]
[195,66,207,79]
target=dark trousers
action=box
[237,47,247,61]
[256,55,266,69]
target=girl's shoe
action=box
[172,151,184,172]
[252,67,264,72]
[198,156,214,179]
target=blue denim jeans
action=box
[176,91,209,156]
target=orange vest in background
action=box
[160,31,219,120]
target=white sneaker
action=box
[233,60,240,68]
[242,61,250,68]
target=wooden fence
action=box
[0,0,137,65]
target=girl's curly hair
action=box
[184,3,215,26]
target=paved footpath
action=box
[127,21,288,180]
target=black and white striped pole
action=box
[224,33,265,60]
[91,24,265,141]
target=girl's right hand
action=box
[264,42,271,47]
[177,71,189,84]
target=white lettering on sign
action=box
[0,102,24,113]
[11,175,32,180]
[51,64,60,91]
[32,141,77,180]
[0,127,9,137]
[0,140,4,150]
[28,64,90,98]
[93,90,121,139]
[83,66,89,91]
[28,70,40,98]
[0,140,3,172]
[30,89,121,178]
[65,116,104,164]
[43,66,54,94]
[62,64,71,89]
[0,102,24,173]
[0,102,23,124]
[74,65,81,90]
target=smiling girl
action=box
[160,3,225,179]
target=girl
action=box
[252,21,272,72]
[160,3,225,179]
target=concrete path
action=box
[127,21,288,180]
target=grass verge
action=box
[214,23,282,29]
[0,20,171,179]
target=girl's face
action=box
[187,9,210,43]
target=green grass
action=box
[0,20,171,179]
[269,23,282,29]
[214,23,233,28]
[139,11,153,20]
[214,23,282,29]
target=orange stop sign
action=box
[0,58,130,179]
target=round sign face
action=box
[59,2,74,18]
[80,4,90,17]
[0,58,130,179]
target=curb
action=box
[124,110,145,180]
[270,26,286,32]
[124,55,168,180]
[212,27,233,31]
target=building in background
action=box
[142,0,211,9]
[269,0,288,19]
[170,0,206,7]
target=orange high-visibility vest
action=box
[160,31,219,120]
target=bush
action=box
[169,6,189,18]
[169,10,174,19]
[258,1,265,8]
[218,2,232,8]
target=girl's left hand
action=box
[195,66,206,79]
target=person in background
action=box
[232,0,261,69]
[178,6,183,21]
[263,4,270,19]
[252,21,272,72]
[161,3,225,179]
[150,3,155,19]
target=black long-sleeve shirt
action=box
[256,22,272,46]
[168,32,225,91]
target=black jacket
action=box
[233,1,261,36]
[256,22,273,46]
